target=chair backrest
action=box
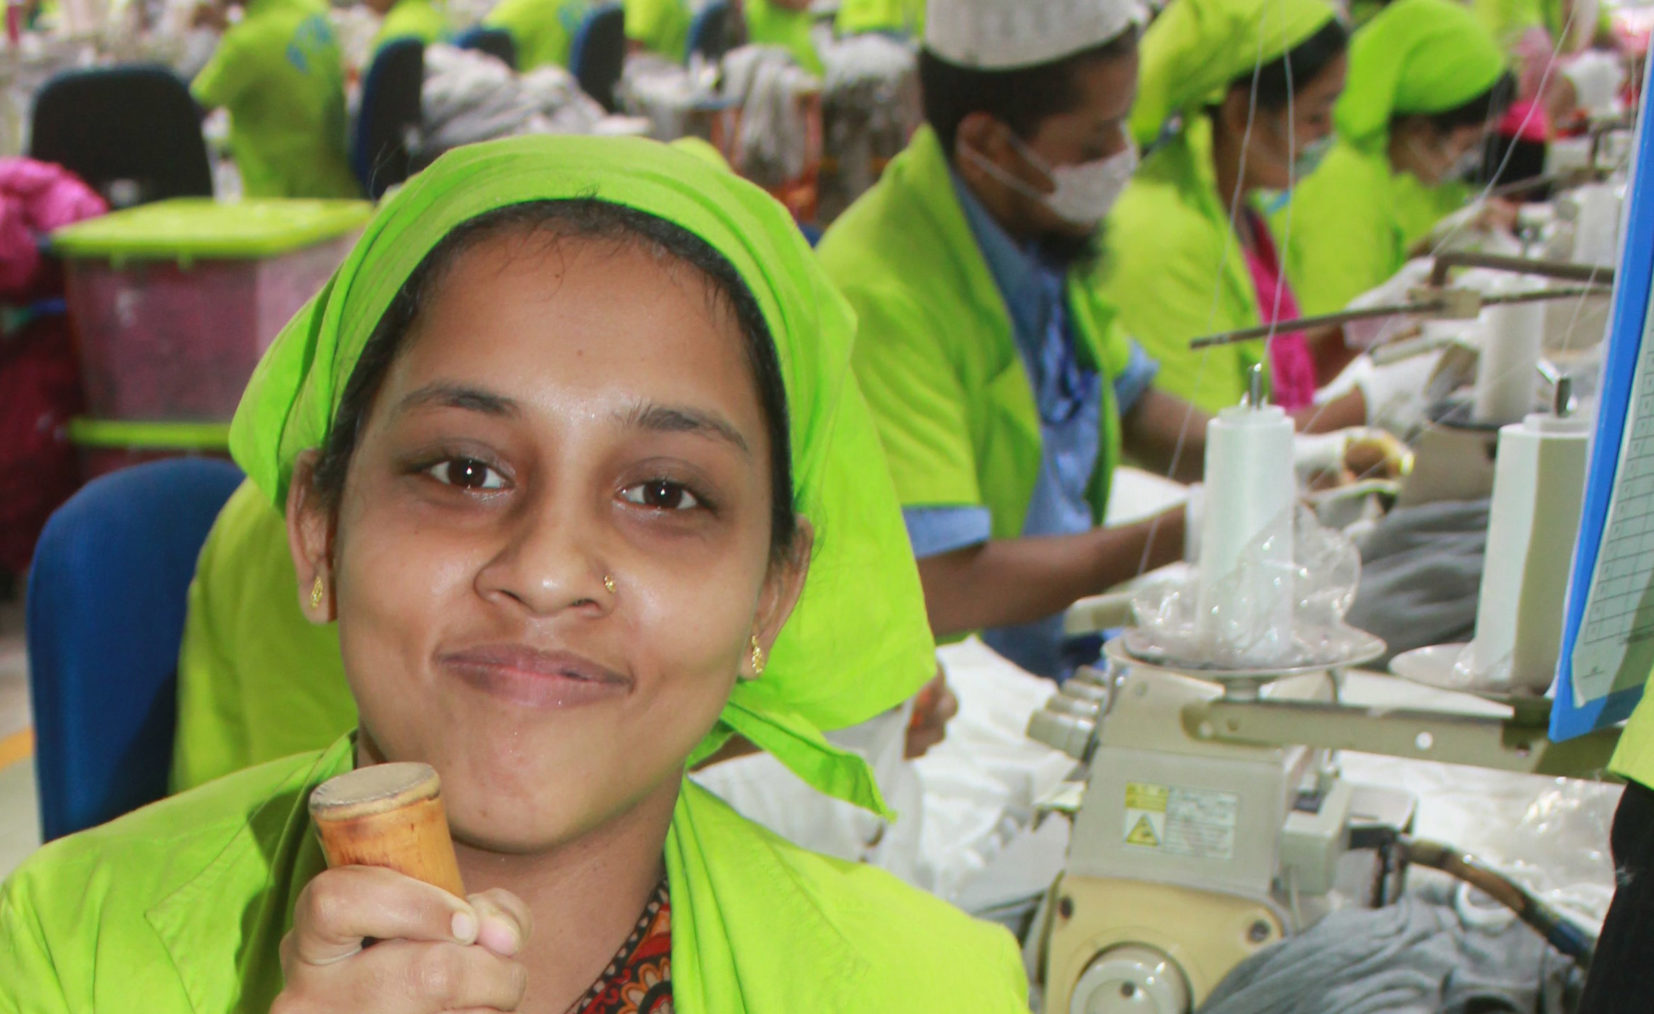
[687,0,731,64]
[569,3,626,113]
[28,65,213,209]
[26,457,244,841]
[455,25,517,69]
[352,38,426,200]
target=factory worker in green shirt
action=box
[483,0,591,69]
[369,0,450,50]
[0,134,1030,1012]
[744,0,823,75]
[1278,0,1514,317]
[189,0,361,198]
[818,0,1396,680]
[624,0,691,59]
[836,0,924,36]
[625,0,821,72]
[1098,0,1379,424]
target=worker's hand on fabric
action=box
[1353,348,1445,439]
[273,865,530,1013]
[1342,259,1435,350]
[905,670,958,759]
[1291,427,1410,486]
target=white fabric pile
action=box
[419,44,608,158]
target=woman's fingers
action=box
[275,937,528,1013]
[274,868,532,1013]
[287,865,477,966]
[467,888,533,958]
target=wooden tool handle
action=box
[309,761,466,897]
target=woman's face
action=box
[291,229,806,854]
[1230,51,1348,192]
[1392,119,1487,187]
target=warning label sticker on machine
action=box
[1122,782,1238,861]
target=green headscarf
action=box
[1130,0,1341,145]
[229,134,937,816]
[1335,0,1506,149]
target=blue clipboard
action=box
[1553,62,1654,742]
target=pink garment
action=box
[0,157,107,300]
[1242,210,1316,411]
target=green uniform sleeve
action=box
[846,283,984,510]
[0,875,71,1014]
[190,29,251,110]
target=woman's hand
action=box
[273,866,531,1013]
[905,671,959,759]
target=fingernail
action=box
[480,914,522,957]
[452,910,478,943]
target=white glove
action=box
[1343,258,1435,350]
[1561,51,1626,117]
[1354,349,1446,438]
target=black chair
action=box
[455,25,517,69]
[352,38,426,200]
[569,3,627,113]
[29,65,213,208]
[687,0,732,64]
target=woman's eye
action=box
[425,458,507,490]
[620,479,702,511]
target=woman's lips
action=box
[438,645,631,708]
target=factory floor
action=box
[0,594,41,879]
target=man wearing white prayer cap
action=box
[820,0,1375,681]
[818,0,1194,682]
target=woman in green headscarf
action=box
[1098,0,1368,425]
[0,135,1028,1012]
[1278,0,1513,317]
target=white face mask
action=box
[963,129,1139,229]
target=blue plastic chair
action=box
[686,0,731,63]
[455,25,518,69]
[26,457,244,841]
[352,38,426,199]
[568,3,626,112]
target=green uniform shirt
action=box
[623,0,690,61]
[1098,115,1265,414]
[190,0,359,199]
[483,0,590,70]
[834,0,924,35]
[4,736,1032,1012]
[744,0,822,75]
[1277,141,1470,316]
[374,0,450,50]
[818,126,1132,542]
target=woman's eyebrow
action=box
[621,400,750,455]
[395,383,521,418]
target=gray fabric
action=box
[1346,500,1490,665]
[1198,893,1579,1014]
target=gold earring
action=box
[748,635,766,680]
[603,574,617,595]
[309,575,326,610]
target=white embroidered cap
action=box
[924,0,1146,70]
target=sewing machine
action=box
[1027,637,1618,1013]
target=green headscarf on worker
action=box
[1335,0,1507,151]
[1129,0,1338,146]
[1279,0,1505,314]
[1101,0,1340,412]
[170,135,736,793]
[230,133,938,810]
